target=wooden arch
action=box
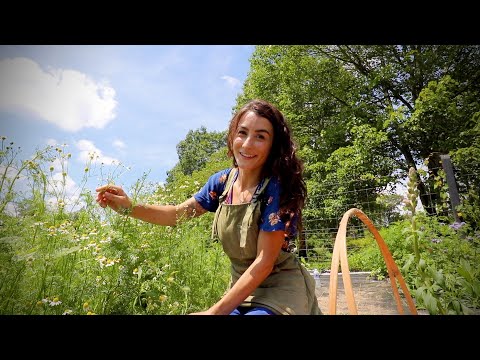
[328,208,418,315]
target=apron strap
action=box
[239,176,270,248]
[211,168,237,239]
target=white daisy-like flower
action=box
[50,297,62,306]
[105,259,115,267]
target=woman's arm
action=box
[96,184,207,226]
[191,229,284,315]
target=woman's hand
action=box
[189,309,216,315]
[96,184,132,214]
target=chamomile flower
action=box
[50,297,62,306]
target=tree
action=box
[237,45,480,220]
[166,126,227,185]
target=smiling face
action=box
[232,111,274,173]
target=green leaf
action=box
[415,287,426,298]
[52,245,82,259]
[458,259,474,282]
[429,267,445,286]
[402,254,414,273]
[423,292,439,314]
[13,248,39,261]
[461,303,475,315]
[418,258,427,270]
[0,236,24,246]
[458,263,473,282]
[472,281,480,297]
[452,300,461,314]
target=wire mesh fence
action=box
[296,162,477,270]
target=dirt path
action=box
[313,272,424,315]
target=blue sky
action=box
[0,45,254,212]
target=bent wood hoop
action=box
[328,208,418,315]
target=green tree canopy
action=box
[237,45,480,220]
[166,126,227,185]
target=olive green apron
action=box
[212,169,322,315]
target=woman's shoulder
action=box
[202,168,235,190]
[210,168,234,183]
[258,175,281,204]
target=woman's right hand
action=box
[96,184,132,214]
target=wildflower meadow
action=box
[0,137,230,315]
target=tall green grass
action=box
[0,138,230,315]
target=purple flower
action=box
[449,221,466,230]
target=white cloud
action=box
[221,75,241,89]
[112,139,126,150]
[0,166,28,216]
[48,158,66,173]
[0,57,117,132]
[47,171,79,196]
[0,164,19,181]
[0,163,85,215]
[46,138,58,146]
[4,202,17,216]
[75,139,119,166]
[46,172,84,213]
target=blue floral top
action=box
[194,168,298,252]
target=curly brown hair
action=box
[226,99,307,236]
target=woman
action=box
[96,99,321,315]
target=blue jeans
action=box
[230,306,276,315]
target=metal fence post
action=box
[440,154,461,222]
